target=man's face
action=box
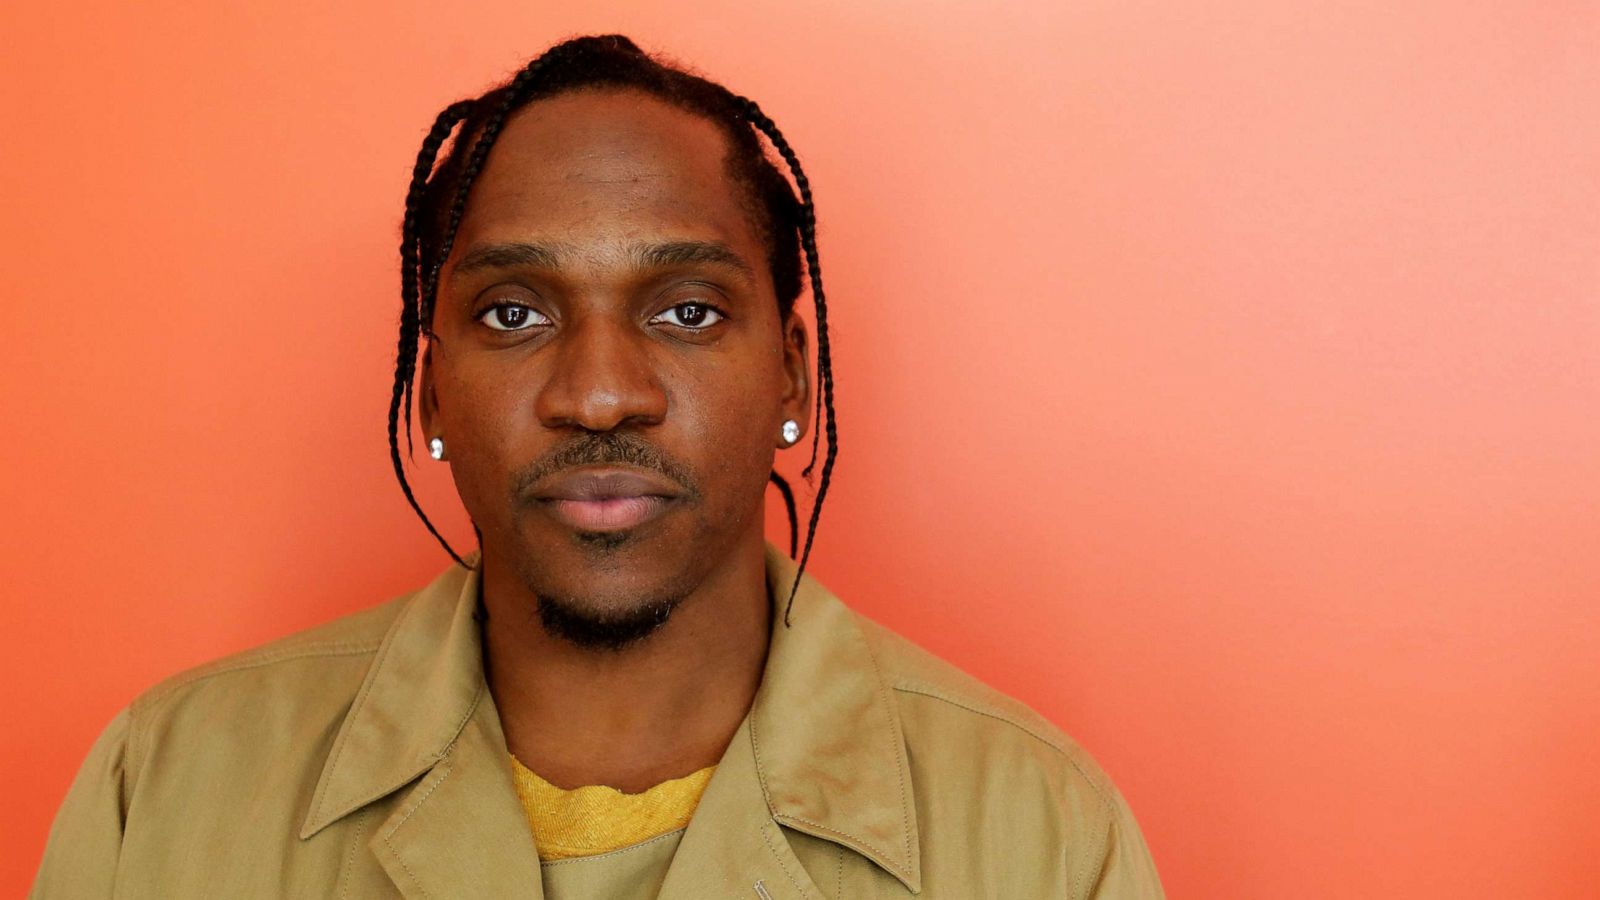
[420,88,809,645]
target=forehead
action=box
[451,88,756,263]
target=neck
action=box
[480,533,771,794]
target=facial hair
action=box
[532,586,685,652]
[503,431,705,650]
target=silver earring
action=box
[428,437,445,460]
[781,419,801,445]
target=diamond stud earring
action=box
[428,437,445,460]
[781,419,801,445]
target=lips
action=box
[529,467,683,532]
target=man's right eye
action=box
[479,304,550,332]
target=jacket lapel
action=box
[661,544,922,897]
[656,717,823,900]
[297,552,543,898]
[748,545,923,893]
[371,685,545,900]
[300,554,489,839]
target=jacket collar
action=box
[750,543,922,890]
[300,541,922,893]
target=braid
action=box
[390,99,475,569]
[401,100,476,459]
[390,47,587,573]
[738,98,840,627]
[421,45,580,330]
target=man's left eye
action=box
[651,302,725,329]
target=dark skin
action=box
[418,88,812,793]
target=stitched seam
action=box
[329,680,485,828]
[896,679,1118,897]
[761,821,813,899]
[385,838,430,900]
[133,642,382,744]
[773,815,892,861]
[1075,815,1114,900]
[135,641,384,711]
[126,704,148,792]
[122,641,382,821]
[892,683,1116,812]
[386,756,453,836]
[891,683,1067,753]
[537,828,685,867]
[378,756,454,900]
[752,719,908,871]
[441,680,486,764]
[308,595,425,825]
[132,641,386,775]
[834,843,844,898]
[750,646,917,885]
[861,632,916,876]
[338,807,373,899]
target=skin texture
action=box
[418,88,812,792]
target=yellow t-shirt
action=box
[508,754,716,861]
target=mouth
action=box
[529,467,684,533]
[544,495,674,532]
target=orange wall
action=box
[3,2,1597,896]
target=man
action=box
[33,35,1163,898]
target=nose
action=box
[534,312,668,433]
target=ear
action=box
[777,311,812,447]
[418,340,441,450]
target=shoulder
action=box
[132,592,409,714]
[850,610,1126,818]
[846,609,1166,894]
[121,591,415,768]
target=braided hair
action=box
[389,35,838,626]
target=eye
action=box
[651,302,725,330]
[479,304,551,332]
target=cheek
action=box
[672,356,785,499]
[433,358,531,515]
[439,361,522,432]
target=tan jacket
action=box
[33,543,1164,898]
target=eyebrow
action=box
[453,241,562,275]
[633,240,756,279]
[452,239,757,281]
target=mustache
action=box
[509,432,700,504]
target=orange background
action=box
[4,2,1597,896]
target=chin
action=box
[515,527,684,606]
[515,541,695,650]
